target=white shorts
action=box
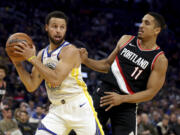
[35,93,104,135]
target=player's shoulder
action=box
[153,53,168,70]
[120,35,133,40]
[156,53,168,65]
[62,44,79,55]
[36,49,44,59]
[117,35,135,48]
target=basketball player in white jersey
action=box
[11,11,104,135]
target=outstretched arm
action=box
[100,54,168,111]
[80,35,132,73]
[14,43,80,86]
[12,50,43,92]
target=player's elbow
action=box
[25,81,39,93]
[147,89,159,101]
[26,86,37,93]
[47,74,65,87]
[103,60,111,73]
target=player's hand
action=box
[13,41,36,61]
[100,92,124,111]
[79,48,88,64]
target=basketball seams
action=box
[5,33,34,61]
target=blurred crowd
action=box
[0,0,180,135]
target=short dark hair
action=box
[0,64,8,75]
[45,11,68,25]
[148,12,167,31]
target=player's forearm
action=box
[122,89,157,103]
[30,58,63,85]
[83,58,110,73]
[14,62,35,92]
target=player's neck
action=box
[139,37,157,50]
[49,40,65,52]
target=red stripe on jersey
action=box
[115,56,134,94]
[137,39,160,51]
[155,46,160,50]
[120,36,135,50]
[151,51,164,70]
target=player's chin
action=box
[137,34,142,39]
[52,39,63,45]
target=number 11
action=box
[131,67,143,80]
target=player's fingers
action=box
[100,100,112,107]
[101,95,113,100]
[32,44,36,51]
[16,42,26,49]
[105,104,113,111]
[13,50,23,55]
[80,48,85,51]
[100,98,112,104]
[21,41,29,47]
[14,45,24,52]
[104,92,114,95]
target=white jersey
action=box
[42,41,88,104]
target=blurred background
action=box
[0,0,180,135]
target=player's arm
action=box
[14,42,79,86]
[12,50,43,92]
[122,54,168,103]
[80,35,132,73]
[30,45,79,86]
[100,54,168,111]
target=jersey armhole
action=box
[151,51,164,70]
[57,43,71,60]
[119,36,135,50]
[41,49,45,63]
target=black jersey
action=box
[0,81,6,101]
[101,36,164,95]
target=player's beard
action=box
[48,33,66,46]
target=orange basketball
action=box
[5,33,34,62]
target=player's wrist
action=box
[82,58,89,64]
[27,55,37,62]
[120,95,128,103]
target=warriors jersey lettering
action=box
[101,36,164,94]
[41,41,88,104]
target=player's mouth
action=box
[54,35,62,41]
[138,29,144,34]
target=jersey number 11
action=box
[131,67,143,80]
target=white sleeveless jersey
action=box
[41,41,88,104]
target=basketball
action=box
[5,33,34,62]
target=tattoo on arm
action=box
[17,63,22,67]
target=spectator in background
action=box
[86,71,99,96]
[137,114,144,135]
[151,111,161,126]
[19,102,29,112]
[140,113,158,135]
[0,104,22,135]
[26,100,35,116]
[14,108,21,122]
[169,113,177,128]
[173,116,180,135]
[17,110,36,135]
[0,64,8,104]
[29,105,45,124]
[157,114,170,135]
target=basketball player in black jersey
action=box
[0,65,7,107]
[80,12,168,135]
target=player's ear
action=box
[45,24,48,32]
[155,27,161,35]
